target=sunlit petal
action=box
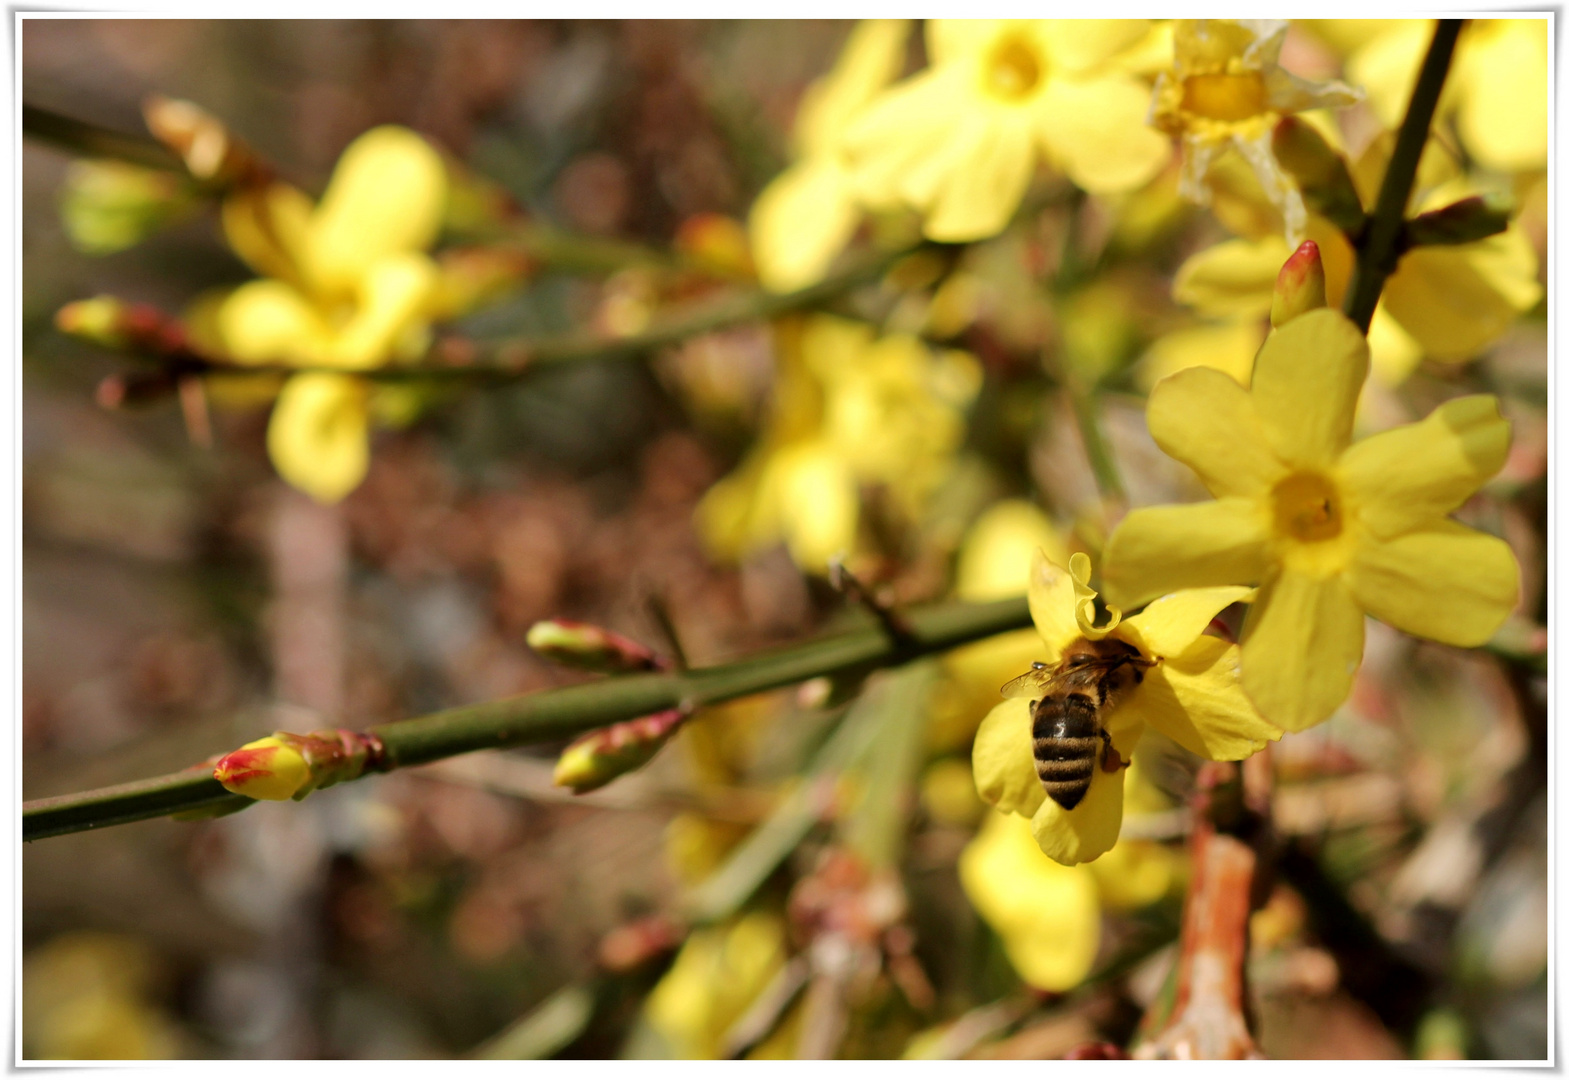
[1030,760,1125,865]
[972,698,1046,819]
[1101,499,1272,611]
[1346,521,1519,647]
[1146,366,1285,498]
[1240,569,1363,732]
[1250,308,1368,469]
[266,373,371,504]
[1137,637,1282,760]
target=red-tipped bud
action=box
[213,729,384,802]
[526,620,667,674]
[1270,241,1327,328]
[552,708,690,794]
[1404,192,1512,248]
[597,914,685,972]
[56,296,133,349]
[674,212,754,278]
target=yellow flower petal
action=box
[972,698,1046,819]
[1119,586,1254,659]
[1027,548,1082,660]
[749,158,861,294]
[1039,19,1153,74]
[1030,757,1125,865]
[1101,499,1272,611]
[266,373,371,504]
[1240,569,1363,732]
[644,913,785,1059]
[956,500,1067,601]
[1337,394,1511,540]
[1250,308,1368,469]
[1146,366,1286,498]
[921,114,1038,242]
[1135,636,1282,760]
[1068,551,1121,639]
[769,440,859,571]
[844,66,972,214]
[1089,837,1179,911]
[1345,521,1518,648]
[794,19,911,157]
[1172,236,1291,319]
[1366,304,1425,386]
[1035,73,1171,194]
[1454,19,1547,172]
[220,182,313,284]
[959,810,1100,991]
[305,126,447,296]
[327,253,439,370]
[1380,232,1541,363]
[1137,319,1265,391]
[216,279,332,365]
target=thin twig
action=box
[23,594,1031,841]
[1341,20,1464,332]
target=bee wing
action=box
[1000,668,1054,699]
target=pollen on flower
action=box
[1271,472,1343,543]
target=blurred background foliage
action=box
[21,19,1546,1060]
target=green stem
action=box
[1342,19,1464,333]
[22,103,185,172]
[23,595,1031,842]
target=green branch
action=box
[1342,19,1464,333]
[23,594,1033,842]
[23,103,185,172]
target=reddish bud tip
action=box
[1270,241,1327,328]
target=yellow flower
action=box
[971,551,1277,865]
[1150,19,1360,242]
[930,500,1068,752]
[1346,18,1547,174]
[641,912,787,1059]
[1171,135,1541,384]
[960,810,1101,990]
[1101,308,1520,732]
[749,20,910,292]
[843,20,1170,242]
[696,315,979,571]
[214,126,448,502]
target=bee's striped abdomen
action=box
[1032,692,1101,810]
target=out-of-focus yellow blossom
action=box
[843,20,1170,242]
[749,20,910,292]
[642,912,788,1059]
[930,499,1068,751]
[1102,308,1520,732]
[1150,20,1360,243]
[960,810,1100,990]
[213,126,448,502]
[697,315,980,571]
[1172,134,1540,384]
[1137,319,1264,392]
[971,551,1278,865]
[1346,19,1547,174]
[24,933,182,1060]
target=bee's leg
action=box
[1097,729,1131,772]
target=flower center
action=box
[1271,471,1343,543]
[1180,71,1268,122]
[985,35,1044,101]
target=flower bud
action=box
[1403,193,1512,248]
[553,708,690,794]
[213,728,385,801]
[1271,117,1364,235]
[212,736,311,801]
[674,213,753,278]
[60,160,196,255]
[56,296,133,350]
[526,620,667,674]
[1269,241,1327,328]
[142,95,264,186]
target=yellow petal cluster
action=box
[1150,20,1360,243]
[749,20,910,292]
[843,20,1170,242]
[213,126,449,502]
[971,550,1278,865]
[1173,135,1540,385]
[697,315,980,571]
[1345,18,1547,174]
[1102,308,1520,732]
[641,912,787,1059]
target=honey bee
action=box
[1001,638,1152,810]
